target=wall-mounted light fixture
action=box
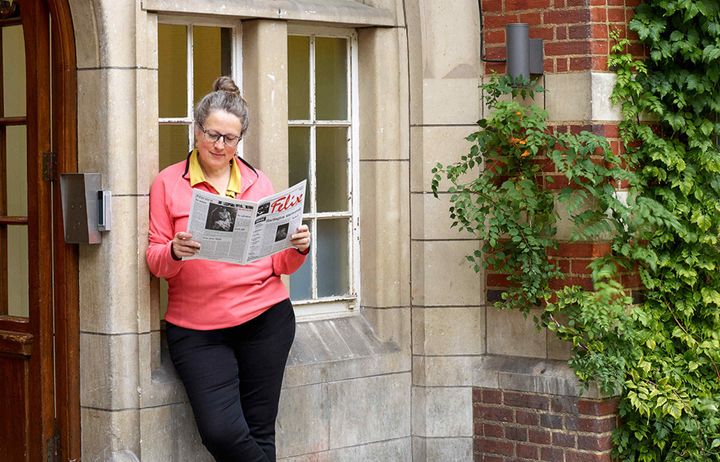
[506,23,544,80]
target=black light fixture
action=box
[505,23,544,80]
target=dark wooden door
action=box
[0,0,75,460]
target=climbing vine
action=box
[432,0,720,460]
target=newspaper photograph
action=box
[184,180,307,265]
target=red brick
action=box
[569,24,591,39]
[517,443,540,459]
[551,396,579,413]
[554,0,565,8]
[477,405,515,423]
[519,12,543,26]
[577,416,616,433]
[529,428,551,444]
[545,40,590,56]
[484,14,521,30]
[505,426,528,442]
[590,0,606,5]
[553,431,577,448]
[484,45,506,60]
[607,6,626,22]
[476,438,515,457]
[566,0,587,6]
[481,0,504,12]
[565,450,614,462]
[483,423,505,438]
[516,410,540,426]
[480,455,505,462]
[578,398,620,416]
[621,273,642,288]
[487,273,511,288]
[541,446,565,461]
[570,259,593,275]
[507,0,552,11]
[591,8,607,21]
[590,40,609,54]
[484,29,506,45]
[592,55,609,71]
[544,9,591,24]
[547,242,612,258]
[591,124,619,138]
[533,26,555,40]
[540,413,563,429]
[504,391,550,410]
[556,25,568,40]
[483,388,504,404]
[591,23,609,39]
[578,434,613,451]
[564,415,579,431]
[473,388,483,404]
[485,62,506,75]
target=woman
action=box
[146,76,310,462]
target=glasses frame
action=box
[198,123,242,147]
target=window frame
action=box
[287,24,361,320]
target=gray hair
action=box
[194,76,249,138]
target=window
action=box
[287,28,360,317]
[158,20,238,169]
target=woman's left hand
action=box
[290,225,311,253]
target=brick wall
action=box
[473,387,619,462]
[482,0,641,74]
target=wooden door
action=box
[0,0,79,460]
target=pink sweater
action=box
[146,156,307,330]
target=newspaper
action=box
[184,180,306,265]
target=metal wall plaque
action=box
[60,173,104,244]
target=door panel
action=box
[0,0,55,460]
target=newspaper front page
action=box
[184,180,306,265]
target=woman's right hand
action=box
[171,232,201,260]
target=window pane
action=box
[6,126,27,216]
[159,24,188,118]
[317,219,349,297]
[288,36,310,120]
[315,37,347,120]
[160,125,191,169]
[7,225,28,317]
[289,127,311,213]
[193,26,232,108]
[290,240,313,300]
[316,127,348,212]
[3,25,25,117]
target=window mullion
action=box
[349,32,360,303]
[309,34,318,300]
[187,26,195,150]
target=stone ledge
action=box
[284,313,408,388]
[474,355,613,399]
[142,313,408,406]
[143,0,396,27]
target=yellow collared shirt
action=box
[188,149,242,198]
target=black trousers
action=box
[166,299,296,462]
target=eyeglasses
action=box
[199,125,241,147]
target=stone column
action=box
[242,20,289,189]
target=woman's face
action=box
[195,109,243,174]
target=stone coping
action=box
[143,0,396,27]
[474,355,618,400]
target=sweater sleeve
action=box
[146,175,184,279]
[271,247,308,276]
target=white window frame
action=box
[157,15,243,155]
[288,25,361,321]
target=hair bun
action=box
[213,76,240,96]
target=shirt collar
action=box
[188,149,242,197]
